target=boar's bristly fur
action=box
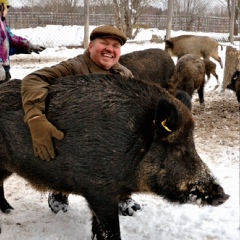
[0,75,229,240]
[168,54,206,104]
[203,59,219,84]
[119,48,175,88]
[227,70,240,110]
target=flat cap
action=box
[90,25,127,46]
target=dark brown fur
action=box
[227,70,240,110]
[168,54,206,104]
[119,48,175,88]
[203,59,219,84]
[0,75,229,239]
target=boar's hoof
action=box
[118,197,141,216]
[48,192,69,213]
[212,194,230,206]
[0,199,14,213]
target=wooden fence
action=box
[7,12,238,34]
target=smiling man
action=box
[21,25,139,216]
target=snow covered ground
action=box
[0,26,239,240]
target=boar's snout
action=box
[212,194,229,206]
[207,184,230,206]
[187,182,229,207]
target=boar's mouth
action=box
[186,183,229,207]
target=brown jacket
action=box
[21,49,133,122]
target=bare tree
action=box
[235,0,240,35]
[173,0,209,31]
[229,0,236,42]
[215,0,239,36]
[83,0,89,48]
[166,0,173,40]
[31,0,84,13]
[93,0,164,39]
[22,0,41,12]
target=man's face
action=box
[88,37,122,70]
[3,4,10,17]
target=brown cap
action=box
[90,25,127,46]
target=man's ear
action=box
[153,97,179,139]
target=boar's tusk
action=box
[161,119,172,132]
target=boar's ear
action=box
[153,97,179,138]
[174,90,192,110]
[232,71,240,80]
[165,40,173,48]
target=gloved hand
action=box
[0,65,6,81]
[28,44,45,54]
[28,115,64,161]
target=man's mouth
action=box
[102,53,114,58]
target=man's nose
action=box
[105,45,113,51]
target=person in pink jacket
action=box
[0,0,45,82]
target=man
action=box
[21,25,140,216]
[0,0,45,82]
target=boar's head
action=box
[227,70,240,91]
[164,40,174,55]
[139,97,229,207]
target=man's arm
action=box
[21,60,78,160]
[21,60,77,122]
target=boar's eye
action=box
[176,148,184,159]
[175,146,187,160]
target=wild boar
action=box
[226,70,240,110]
[168,54,206,104]
[165,35,223,68]
[203,59,219,85]
[119,48,175,88]
[0,75,229,240]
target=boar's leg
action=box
[91,215,121,240]
[118,196,141,216]
[90,199,121,240]
[0,184,14,213]
[219,57,223,69]
[197,83,205,105]
[48,191,69,213]
[0,170,14,213]
[212,71,219,84]
[213,56,223,69]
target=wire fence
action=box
[8,12,234,33]
[5,0,240,45]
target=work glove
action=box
[28,44,46,54]
[28,115,64,161]
[0,65,6,81]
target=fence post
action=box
[222,46,240,91]
[166,0,173,39]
